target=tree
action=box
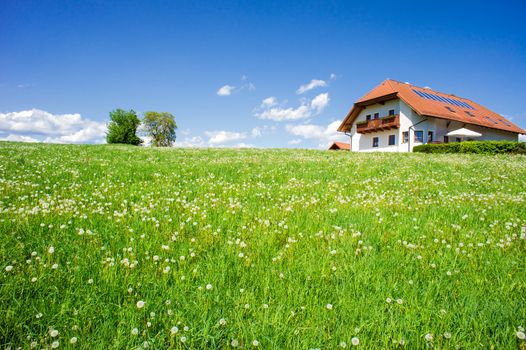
[106,109,143,145]
[143,112,177,147]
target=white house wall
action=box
[351,100,401,152]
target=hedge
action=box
[413,141,526,154]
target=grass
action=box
[1,141,525,349]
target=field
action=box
[1,142,525,349]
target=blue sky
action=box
[1,0,525,147]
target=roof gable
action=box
[338,79,526,134]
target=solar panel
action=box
[412,89,475,110]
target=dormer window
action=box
[374,113,379,119]
[389,109,395,115]
[366,115,371,121]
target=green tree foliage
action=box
[106,109,143,145]
[143,112,177,147]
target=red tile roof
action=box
[328,142,350,150]
[338,79,526,134]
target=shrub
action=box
[413,141,526,154]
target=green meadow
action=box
[1,142,525,349]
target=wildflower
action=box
[444,332,451,339]
[263,304,269,309]
[48,246,55,254]
[52,263,59,269]
[396,299,403,304]
[339,341,347,348]
[51,341,59,348]
[70,337,78,344]
[425,333,433,342]
[31,277,37,283]
[244,303,250,309]
[351,337,360,346]
[219,318,226,326]
[136,300,145,309]
[231,339,239,347]
[206,284,213,290]
[5,265,13,272]
[50,329,59,337]
[252,339,259,347]
[170,326,178,334]
[143,341,150,348]
[88,278,94,284]
[181,336,187,343]
[326,304,333,310]
[386,298,392,303]
[131,328,139,335]
[184,326,189,331]
[517,331,526,340]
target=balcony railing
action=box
[356,114,400,134]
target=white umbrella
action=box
[446,128,482,138]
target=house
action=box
[338,79,526,152]
[328,142,350,151]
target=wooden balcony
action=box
[356,114,400,134]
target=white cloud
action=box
[288,139,303,145]
[297,79,327,94]
[0,133,40,143]
[310,93,330,112]
[330,73,337,80]
[217,85,235,96]
[519,134,526,143]
[261,97,278,108]
[173,136,207,148]
[258,105,311,122]
[0,109,107,144]
[204,130,247,145]
[256,92,330,122]
[285,120,346,148]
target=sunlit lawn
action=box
[1,142,525,349]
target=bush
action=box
[413,141,526,154]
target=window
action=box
[372,137,379,148]
[388,109,395,116]
[366,115,371,121]
[427,131,434,143]
[402,131,409,143]
[374,113,379,119]
[456,137,462,143]
[445,106,456,113]
[465,111,475,117]
[414,130,424,143]
[388,134,396,145]
[443,136,449,143]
